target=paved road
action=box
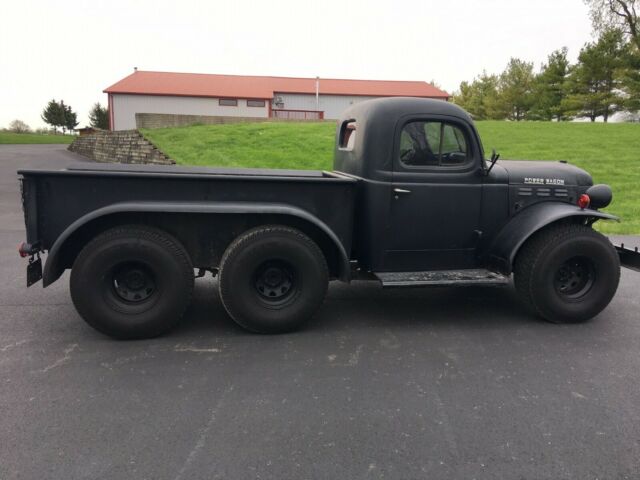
[1,145,639,480]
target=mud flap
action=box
[27,255,42,287]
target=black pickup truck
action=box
[18,98,640,339]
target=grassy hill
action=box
[142,121,640,234]
[0,132,75,144]
[143,122,335,170]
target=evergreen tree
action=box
[59,100,68,134]
[41,99,65,133]
[530,48,571,120]
[498,58,536,121]
[563,29,627,121]
[63,104,79,133]
[453,72,504,119]
[88,102,109,129]
[620,46,640,111]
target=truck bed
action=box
[18,163,358,269]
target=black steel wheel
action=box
[218,225,329,333]
[253,260,296,306]
[70,225,194,339]
[109,261,158,308]
[515,223,620,323]
[553,256,595,300]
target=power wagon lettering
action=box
[524,177,565,186]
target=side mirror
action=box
[486,148,500,175]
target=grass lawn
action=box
[143,123,335,170]
[0,132,75,144]
[142,121,640,234]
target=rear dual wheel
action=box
[218,225,329,333]
[70,224,328,338]
[70,225,194,339]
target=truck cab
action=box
[335,98,490,272]
[335,98,612,276]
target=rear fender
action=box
[485,202,618,274]
[42,201,352,286]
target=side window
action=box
[399,121,469,167]
[339,121,356,150]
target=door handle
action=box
[393,188,411,199]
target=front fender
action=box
[42,201,352,286]
[485,202,618,274]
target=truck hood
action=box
[498,160,593,187]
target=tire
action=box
[70,225,194,339]
[514,222,620,323]
[218,225,329,333]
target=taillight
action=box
[577,194,590,209]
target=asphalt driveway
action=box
[1,145,639,479]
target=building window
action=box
[247,100,266,107]
[219,98,238,106]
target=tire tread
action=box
[514,222,620,322]
[70,225,193,339]
[218,225,329,333]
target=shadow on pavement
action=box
[172,277,536,339]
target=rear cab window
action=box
[339,121,357,150]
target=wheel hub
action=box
[554,256,595,299]
[113,265,156,303]
[254,261,294,303]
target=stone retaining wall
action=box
[135,112,328,129]
[135,112,273,129]
[68,130,173,165]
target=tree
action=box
[621,47,640,110]
[59,101,69,134]
[498,58,536,121]
[8,119,31,133]
[41,99,65,133]
[453,72,505,119]
[63,104,79,133]
[530,48,571,120]
[563,29,628,121]
[88,102,109,129]
[585,0,639,50]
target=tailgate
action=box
[18,174,43,286]
[19,174,40,247]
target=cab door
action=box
[383,116,483,271]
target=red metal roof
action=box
[104,71,449,99]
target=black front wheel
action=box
[70,225,194,339]
[515,223,620,323]
[218,225,329,333]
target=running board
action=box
[615,243,640,272]
[374,269,510,287]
